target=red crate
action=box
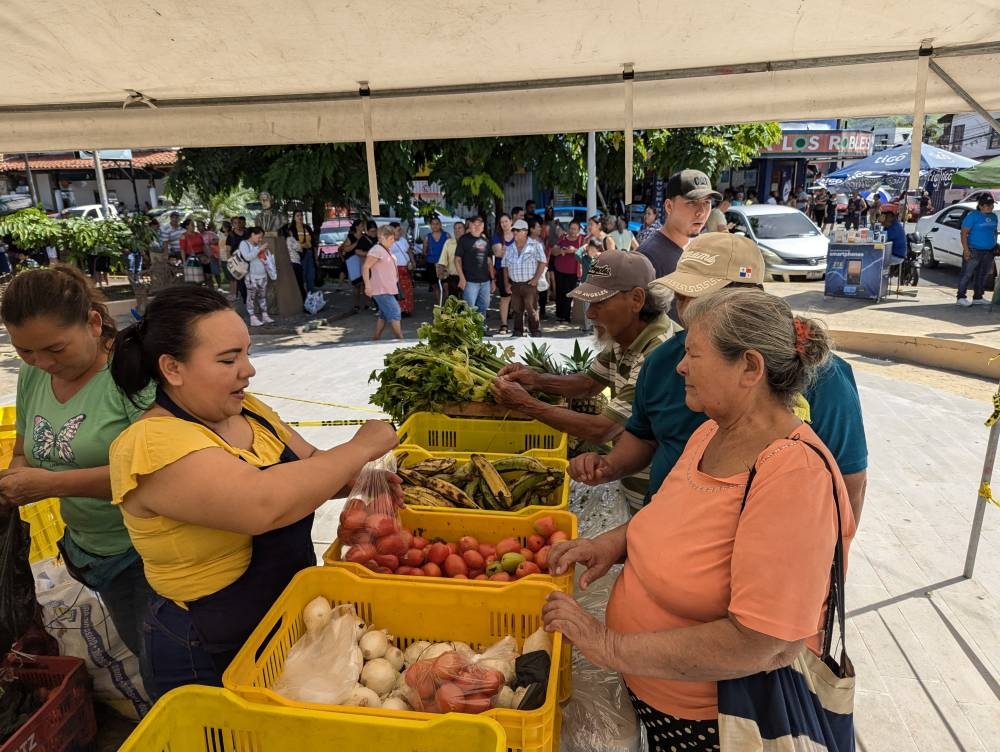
[1,655,96,752]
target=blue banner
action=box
[824,242,891,300]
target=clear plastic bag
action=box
[560,569,642,752]
[337,453,405,572]
[273,603,367,705]
[568,480,632,539]
[401,636,520,715]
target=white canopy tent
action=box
[2,1,1000,152]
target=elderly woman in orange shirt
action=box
[542,287,856,751]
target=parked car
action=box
[725,205,828,281]
[0,194,33,216]
[915,201,1000,269]
[315,218,355,276]
[61,204,119,220]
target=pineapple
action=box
[521,342,563,374]
[563,340,609,415]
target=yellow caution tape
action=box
[987,393,1000,428]
[980,482,1000,509]
[250,391,385,415]
[287,419,370,427]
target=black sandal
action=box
[499,325,509,335]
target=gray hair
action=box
[683,287,830,406]
[640,283,673,322]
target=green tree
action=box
[168,143,418,225]
[643,123,783,179]
[414,135,584,217]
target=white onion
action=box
[360,658,399,696]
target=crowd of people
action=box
[0,164,866,749]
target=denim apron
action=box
[142,391,315,698]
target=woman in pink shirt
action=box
[543,288,855,751]
[363,224,402,340]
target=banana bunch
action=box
[396,451,563,511]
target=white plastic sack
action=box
[32,557,150,719]
[304,290,327,315]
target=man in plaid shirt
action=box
[502,218,547,336]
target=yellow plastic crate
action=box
[120,686,506,752]
[397,413,567,460]
[323,507,577,593]
[0,406,65,563]
[224,567,563,752]
[397,448,569,515]
[19,498,65,564]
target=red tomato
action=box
[526,534,546,553]
[533,516,557,538]
[458,535,479,553]
[403,548,426,567]
[548,530,569,545]
[495,538,521,558]
[462,550,485,570]
[422,561,442,577]
[443,554,469,578]
[535,545,551,572]
[427,542,450,565]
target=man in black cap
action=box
[636,169,720,280]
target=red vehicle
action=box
[316,218,354,275]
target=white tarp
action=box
[2,1,1000,150]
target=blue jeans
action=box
[142,596,223,701]
[302,251,317,293]
[958,250,994,301]
[372,293,401,321]
[463,281,491,323]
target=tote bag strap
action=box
[738,437,848,672]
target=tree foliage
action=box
[643,123,783,178]
[167,122,781,220]
[0,208,141,266]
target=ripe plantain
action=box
[471,454,512,508]
[409,458,457,475]
[399,467,478,509]
[403,487,454,508]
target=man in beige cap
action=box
[491,249,678,509]
[570,233,870,521]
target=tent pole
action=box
[360,84,380,215]
[929,60,1000,138]
[964,381,1000,578]
[587,132,597,218]
[908,46,931,193]
[624,64,634,207]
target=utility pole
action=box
[92,151,110,215]
[22,153,38,206]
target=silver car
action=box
[724,205,829,281]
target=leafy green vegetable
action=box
[370,298,513,422]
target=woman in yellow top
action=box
[108,286,399,699]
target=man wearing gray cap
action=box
[636,169,721,280]
[570,233,869,521]
[491,249,679,508]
